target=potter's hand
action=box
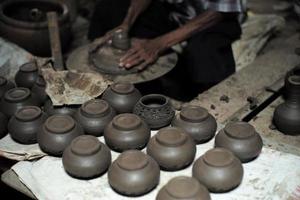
[119,38,167,71]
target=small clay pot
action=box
[0,112,8,139]
[76,99,116,136]
[44,99,78,117]
[172,106,217,144]
[108,150,160,196]
[156,176,211,200]
[215,122,263,163]
[15,61,39,89]
[102,82,141,113]
[62,135,111,179]
[133,94,175,129]
[104,113,150,152]
[8,106,47,144]
[112,29,131,51]
[0,76,14,98]
[192,148,243,193]
[0,87,40,117]
[147,127,196,171]
[37,114,84,156]
[31,75,48,105]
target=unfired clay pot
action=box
[37,114,84,156]
[147,127,196,171]
[192,148,243,193]
[31,75,48,105]
[15,61,38,89]
[0,76,14,98]
[62,135,111,179]
[44,99,78,117]
[215,122,263,162]
[8,106,47,144]
[76,99,116,136]
[156,176,211,200]
[112,29,131,51]
[108,150,160,196]
[104,113,150,152]
[0,112,8,139]
[102,82,141,113]
[172,105,217,144]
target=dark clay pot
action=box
[37,114,84,156]
[215,122,263,163]
[147,127,196,171]
[172,106,217,144]
[102,82,141,113]
[192,148,243,193]
[62,135,111,179]
[156,176,211,200]
[0,0,71,57]
[273,75,300,135]
[31,75,48,105]
[108,150,160,196]
[8,106,47,144]
[15,61,38,89]
[0,87,40,117]
[104,113,150,152]
[133,94,175,129]
[112,29,131,51]
[0,112,8,139]
[0,76,14,99]
[76,99,116,136]
[44,99,78,117]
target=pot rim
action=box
[139,94,168,108]
[0,0,69,29]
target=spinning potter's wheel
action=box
[66,30,178,84]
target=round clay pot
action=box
[133,94,175,129]
[0,76,14,99]
[0,0,71,57]
[44,99,78,117]
[31,75,48,105]
[75,99,116,136]
[37,114,84,156]
[156,176,211,200]
[8,106,47,144]
[273,75,300,135]
[172,106,217,144]
[215,122,263,163]
[102,82,141,113]
[112,29,131,51]
[62,135,111,179]
[147,127,196,171]
[192,148,243,193]
[108,150,160,196]
[15,61,38,89]
[0,87,40,117]
[104,113,150,152]
[0,112,8,139]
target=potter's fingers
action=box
[137,60,151,71]
[120,48,138,63]
[124,57,144,69]
[120,53,141,68]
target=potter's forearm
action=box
[160,11,223,48]
[123,0,152,28]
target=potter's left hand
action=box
[119,38,167,71]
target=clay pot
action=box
[104,113,150,152]
[31,75,48,105]
[62,135,111,179]
[44,99,78,117]
[0,0,71,57]
[0,87,40,117]
[37,114,84,156]
[192,148,243,193]
[76,99,116,136]
[112,29,131,51]
[108,150,160,196]
[0,112,8,139]
[147,127,196,171]
[15,61,39,89]
[215,122,263,163]
[273,75,300,135]
[0,76,14,99]
[156,176,211,200]
[102,82,141,113]
[133,94,175,129]
[8,106,47,144]
[172,106,217,144]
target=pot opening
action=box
[289,75,300,85]
[141,95,167,108]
